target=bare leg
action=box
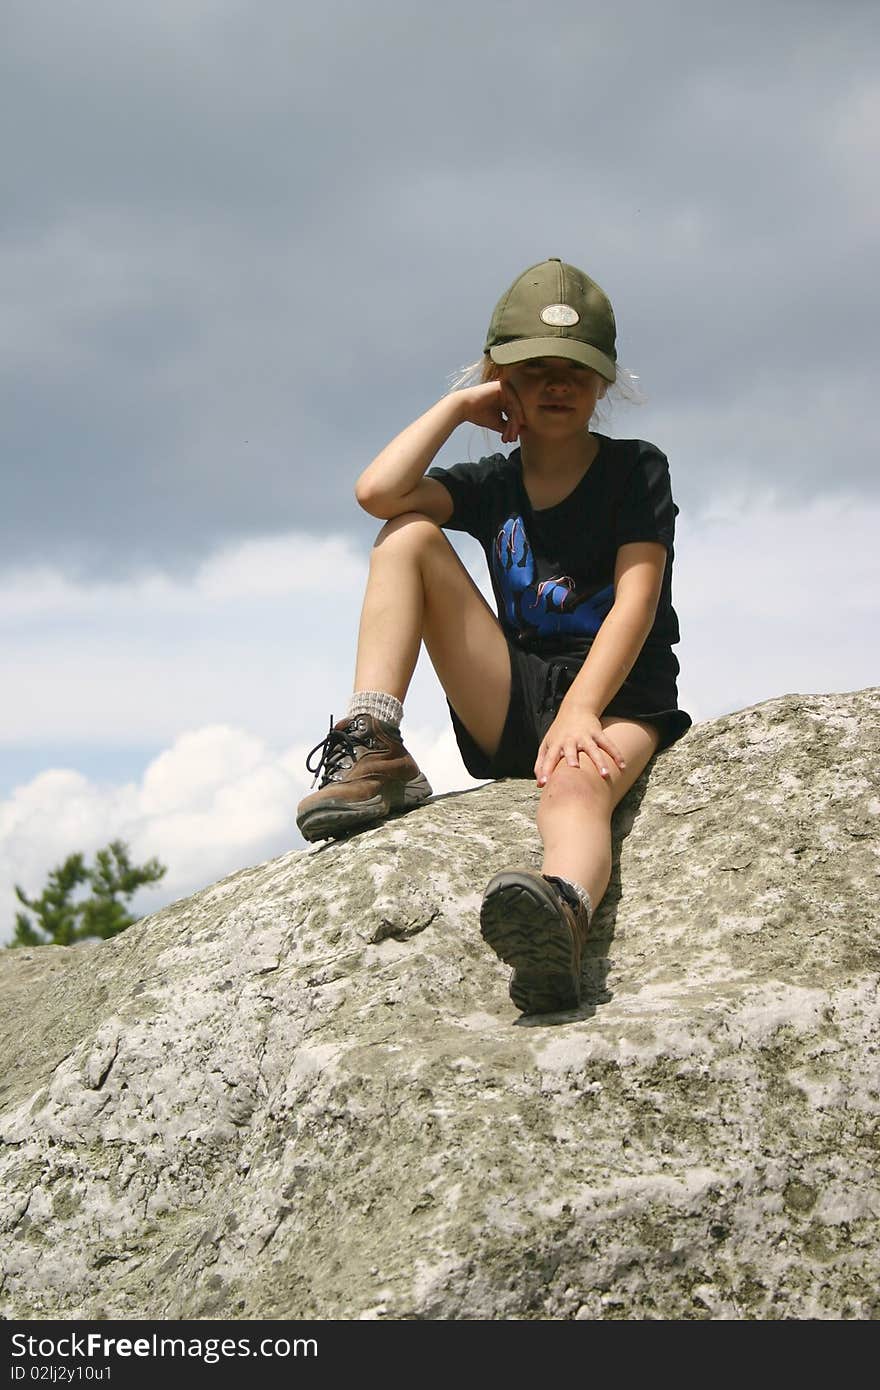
[537,717,661,909]
[352,520,428,701]
[350,514,661,914]
[296,512,514,841]
[353,512,512,759]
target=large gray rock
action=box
[1,688,878,1321]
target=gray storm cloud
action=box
[1,0,877,575]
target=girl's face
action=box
[501,357,606,436]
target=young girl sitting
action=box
[297,258,691,1016]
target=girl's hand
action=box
[534,708,627,787]
[458,380,525,445]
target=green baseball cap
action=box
[484,257,617,382]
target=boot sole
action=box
[296,774,432,842]
[480,869,580,1014]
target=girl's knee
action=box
[374,512,443,549]
[538,760,611,817]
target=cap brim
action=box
[489,337,616,383]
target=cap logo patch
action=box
[540,303,579,326]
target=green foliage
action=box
[9,840,166,948]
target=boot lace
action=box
[305,715,373,790]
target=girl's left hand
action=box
[534,708,627,787]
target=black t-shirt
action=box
[427,433,683,673]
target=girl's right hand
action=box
[457,380,525,445]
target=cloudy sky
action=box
[2,0,878,941]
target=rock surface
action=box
[1,688,878,1321]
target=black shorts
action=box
[447,640,692,780]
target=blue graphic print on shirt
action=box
[492,513,614,641]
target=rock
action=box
[1,688,878,1321]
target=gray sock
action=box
[346,690,404,730]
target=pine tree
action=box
[13,853,89,947]
[10,841,166,948]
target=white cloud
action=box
[1,531,365,621]
[0,525,498,747]
[2,496,878,944]
[1,719,484,946]
[0,529,374,745]
[3,493,876,746]
[0,531,492,943]
[673,491,880,725]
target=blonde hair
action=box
[445,353,645,428]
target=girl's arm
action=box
[534,541,667,785]
[354,382,525,520]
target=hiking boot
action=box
[479,867,592,1014]
[296,713,432,842]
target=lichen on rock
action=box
[1,688,878,1320]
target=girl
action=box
[297,258,691,1016]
